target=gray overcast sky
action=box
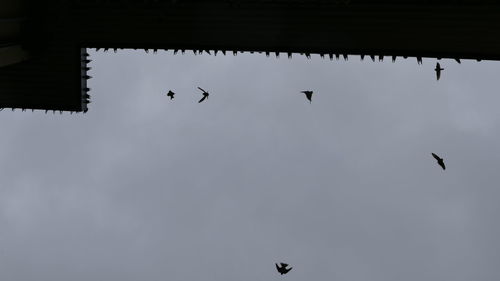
[1,50,500,281]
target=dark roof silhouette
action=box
[2,0,500,112]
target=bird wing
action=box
[197,87,206,93]
[440,162,446,170]
[198,96,207,103]
[431,153,440,161]
[300,91,313,102]
[286,267,292,273]
[280,263,288,267]
[276,264,281,271]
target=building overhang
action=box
[2,0,500,112]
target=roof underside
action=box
[2,0,500,112]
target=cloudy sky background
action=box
[1,50,500,281]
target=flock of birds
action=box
[166,61,445,103]
[166,87,209,103]
[165,64,447,171]
[167,87,313,104]
[163,58,449,277]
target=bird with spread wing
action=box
[276,263,292,275]
[166,90,175,100]
[435,63,444,81]
[197,87,209,103]
[431,153,446,170]
[301,91,313,103]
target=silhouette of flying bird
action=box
[431,153,446,170]
[166,90,175,100]
[301,91,313,103]
[197,87,209,103]
[435,63,444,81]
[276,263,292,275]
